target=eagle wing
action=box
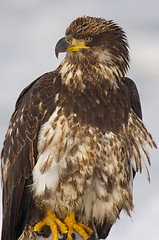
[96,77,143,239]
[1,72,58,240]
[123,77,142,120]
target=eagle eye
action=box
[66,35,72,44]
[84,37,93,42]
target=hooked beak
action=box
[55,37,70,58]
[55,35,90,58]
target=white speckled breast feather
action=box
[32,105,153,225]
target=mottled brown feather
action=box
[95,77,143,238]
[1,71,59,240]
[1,16,157,240]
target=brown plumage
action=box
[1,16,156,240]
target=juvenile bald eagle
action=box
[1,16,156,240]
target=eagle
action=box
[1,16,157,240]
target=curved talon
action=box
[34,210,94,240]
[34,209,68,240]
[73,223,89,240]
[71,232,76,240]
[90,231,96,240]
[64,212,94,240]
[60,232,68,240]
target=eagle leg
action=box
[64,212,94,240]
[34,208,68,240]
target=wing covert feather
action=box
[1,71,59,240]
[96,77,143,239]
[122,77,142,120]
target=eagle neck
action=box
[59,57,121,92]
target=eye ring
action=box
[84,37,93,42]
[66,35,72,44]
[66,39,72,44]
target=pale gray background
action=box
[0,0,159,239]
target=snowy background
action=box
[0,0,159,239]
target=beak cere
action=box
[55,36,90,58]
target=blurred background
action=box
[0,0,159,239]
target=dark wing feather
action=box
[122,77,142,120]
[95,77,142,239]
[122,77,142,180]
[1,71,59,240]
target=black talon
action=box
[34,231,41,236]
[34,225,51,238]
[60,233,68,240]
[71,232,76,240]
[90,231,96,240]
[34,230,46,236]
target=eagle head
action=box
[55,16,129,77]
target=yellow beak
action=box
[55,35,90,58]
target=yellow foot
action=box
[64,212,94,240]
[34,209,94,240]
[34,209,68,240]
